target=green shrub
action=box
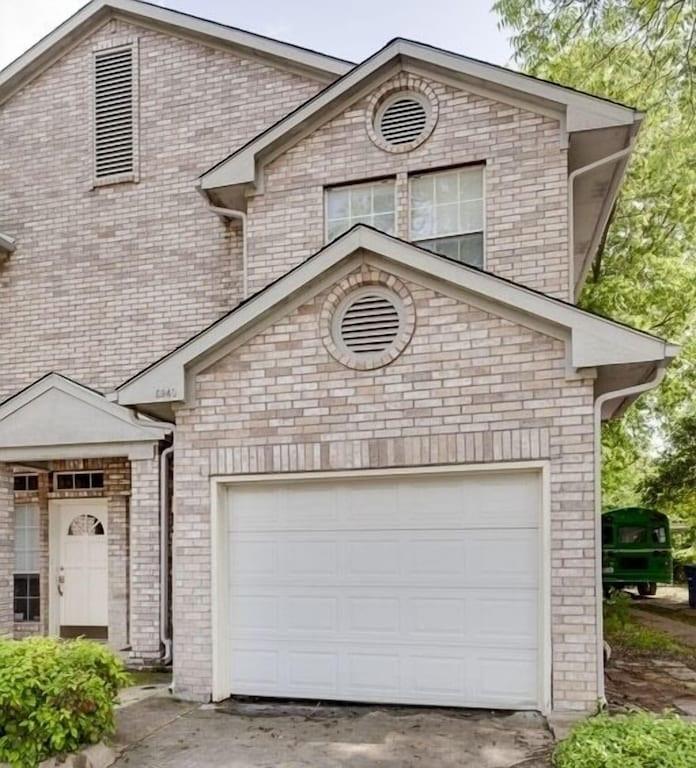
[0,637,131,768]
[553,713,696,768]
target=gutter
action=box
[592,362,668,706]
[208,205,249,299]
[159,443,174,665]
[568,130,639,302]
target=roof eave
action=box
[199,38,641,198]
[114,226,675,409]
[0,0,352,107]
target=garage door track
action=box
[112,694,553,767]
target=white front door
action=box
[50,499,108,630]
[218,468,544,710]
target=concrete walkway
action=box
[110,695,553,767]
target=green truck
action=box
[602,507,673,596]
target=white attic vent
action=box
[94,46,135,179]
[378,95,428,146]
[339,292,401,354]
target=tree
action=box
[494,0,696,520]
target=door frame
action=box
[209,460,551,711]
[48,497,109,638]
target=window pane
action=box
[436,202,459,236]
[326,181,395,241]
[373,213,395,235]
[27,475,38,491]
[350,187,371,216]
[460,199,483,232]
[435,172,458,203]
[75,473,91,489]
[373,185,394,214]
[416,233,483,268]
[326,189,349,219]
[410,166,484,245]
[459,167,483,200]
[411,207,433,239]
[91,473,104,489]
[57,474,73,490]
[13,476,26,492]
[28,597,40,622]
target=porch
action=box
[0,374,171,663]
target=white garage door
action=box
[220,469,542,709]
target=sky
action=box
[0,0,514,71]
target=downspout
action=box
[208,205,248,299]
[568,138,637,302]
[160,443,174,664]
[592,363,667,706]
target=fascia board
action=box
[0,373,171,441]
[0,0,351,107]
[116,227,674,407]
[200,40,640,192]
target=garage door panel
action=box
[222,470,542,708]
[228,640,538,707]
[229,587,537,649]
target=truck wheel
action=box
[648,582,657,596]
[637,583,651,597]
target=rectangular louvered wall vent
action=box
[93,45,136,180]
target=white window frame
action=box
[91,38,140,188]
[13,473,38,492]
[324,178,397,243]
[408,164,486,268]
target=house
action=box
[0,0,677,714]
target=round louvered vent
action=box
[339,292,401,354]
[378,95,428,146]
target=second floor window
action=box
[410,166,484,267]
[326,180,396,241]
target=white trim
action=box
[209,460,552,712]
[0,0,350,107]
[0,231,16,255]
[200,38,640,193]
[49,497,109,637]
[114,226,676,408]
[0,373,171,461]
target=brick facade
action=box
[173,264,597,710]
[0,11,613,714]
[0,18,323,403]
[246,71,569,298]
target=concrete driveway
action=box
[112,694,553,767]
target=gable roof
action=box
[114,225,676,412]
[199,37,642,195]
[0,0,352,106]
[0,372,171,461]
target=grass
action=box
[553,712,696,768]
[604,594,694,660]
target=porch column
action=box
[0,463,14,637]
[129,454,161,663]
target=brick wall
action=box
[173,262,597,711]
[0,18,323,402]
[246,72,569,298]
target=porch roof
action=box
[0,373,171,463]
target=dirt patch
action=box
[605,655,696,714]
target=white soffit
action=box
[0,373,171,460]
[115,226,676,408]
[0,0,351,106]
[200,38,641,193]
